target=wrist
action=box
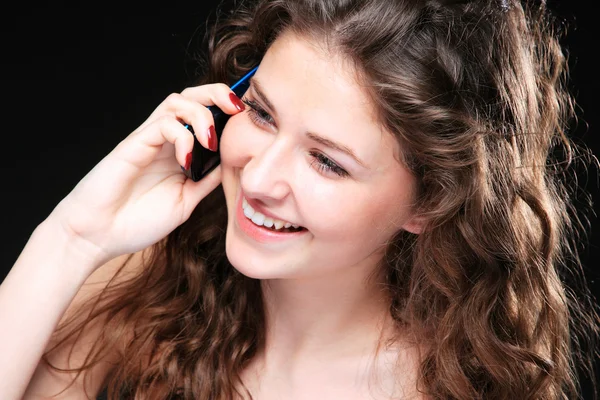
[31,217,109,281]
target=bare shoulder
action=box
[23,249,149,399]
[371,340,430,400]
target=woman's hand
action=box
[47,84,243,268]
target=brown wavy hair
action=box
[45,0,600,398]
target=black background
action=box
[1,1,598,397]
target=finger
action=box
[158,93,217,152]
[133,84,245,141]
[116,116,195,171]
[181,165,223,218]
[180,83,246,116]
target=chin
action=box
[225,248,283,280]
[225,248,264,280]
[224,228,277,280]
[224,232,310,281]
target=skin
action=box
[6,29,425,400]
[220,31,425,399]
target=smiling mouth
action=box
[242,197,306,233]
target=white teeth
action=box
[241,196,300,231]
[251,213,265,225]
[243,203,255,219]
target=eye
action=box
[242,97,349,179]
[309,151,349,178]
[242,98,275,128]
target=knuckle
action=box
[164,92,182,105]
[180,85,206,99]
[180,87,193,96]
[190,105,212,126]
[203,83,230,98]
[156,115,175,130]
[199,104,213,120]
[214,83,231,93]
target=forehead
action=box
[255,32,401,169]
[260,31,376,120]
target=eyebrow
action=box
[250,78,276,115]
[305,132,367,168]
[250,77,368,168]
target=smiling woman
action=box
[221,33,422,283]
[2,0,599,399]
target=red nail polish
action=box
[229,92,245,112]
[207,125,218,152]
[184,152,192,170]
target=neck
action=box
[259,258,393,365]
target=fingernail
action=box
[229,92,245,112]
[207,125,218,152]
[184,152,192,170]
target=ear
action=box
[401,214,427,235]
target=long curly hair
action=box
[45,0,600,398]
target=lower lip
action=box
[235,195,308,243]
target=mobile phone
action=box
[182,66,259,182]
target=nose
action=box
[240,136,294,203]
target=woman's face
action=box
[220,32,422,280]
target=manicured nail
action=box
[207,125,218,152]
[229,92,245,112]
[184,152,192,170]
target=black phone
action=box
[183,66,259,182]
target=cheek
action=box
[302,182,414,247]
[300,187,387,240]
[219,114,249,168]
[220,114,277,173]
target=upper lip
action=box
[243,195,301,226]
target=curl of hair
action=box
[44,0,600,399]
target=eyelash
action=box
[242,98,275,127]
[241,98,349,178]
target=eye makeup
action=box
[241,95,350,178]
[242,98,275,128]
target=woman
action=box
[2,0,599,398]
